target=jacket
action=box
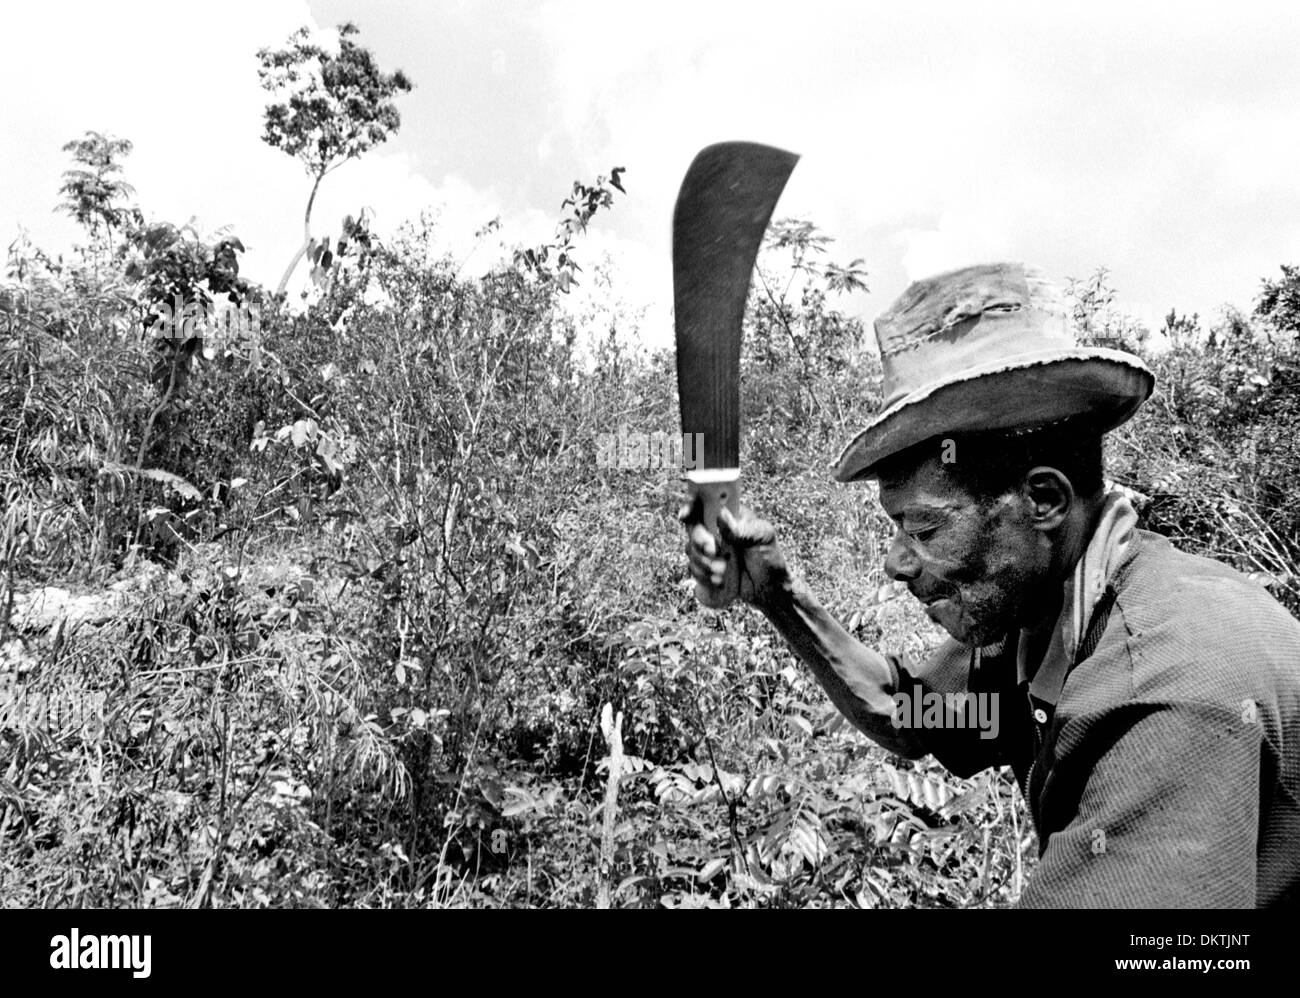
[889,528,1300,907]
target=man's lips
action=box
[912,592,962,622]
[910,588,952,606]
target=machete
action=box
[673,141,799,547]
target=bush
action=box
[6,179,1298,906]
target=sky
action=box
[5,0,1300,349]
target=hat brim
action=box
[832,348,1154,483]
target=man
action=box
[682,262,1300,907]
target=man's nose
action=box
[884,530,922,582]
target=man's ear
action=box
[1023,466,1073,531]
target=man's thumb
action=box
[718,507,773,547]
[717,506,740,546]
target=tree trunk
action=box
[276,172,324,297]
[596,703,624,909]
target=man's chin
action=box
[942,621,979,645]
[926,599,995,646]
[925,599,969,642]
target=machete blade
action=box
[673,141,799,527]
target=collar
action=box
[1015,490,1140,705]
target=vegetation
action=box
[257,22,413,295]
[2,23,1297,909]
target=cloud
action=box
[0,0,520,298]
[7,0,1300,339]
[3,1,311,269]
[532,0,1300,325]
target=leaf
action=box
[907,772,924,806]
[921,777,945,812]
[785,714,813,738]
[290,418,316,448]
[502,796,535,818]
[616,875,649,896]
[883,763,909,801]
[316,435,342,474]
[100,461,202,502]
[817,707,848,735]
[696,857,727,883]
[939,784,988,819]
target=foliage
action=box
[4,107,1299,907]
[1065,266,1150,351]
[258,22,413,296]
[1106,309,1300,614]
[511,168,626,294]
[1254,263,1300,338]
[258,22,412,178]
[57,131,136,251]
[1,142,268,579]
[1159,308,1201,349]
[122,219,256,398]
[1065,269,1300,613]
[2,173,1037,905]
[741,217,874,478]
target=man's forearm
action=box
[756,577,928,757]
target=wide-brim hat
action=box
[833,262,1155,483]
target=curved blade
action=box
[673,142,799,472]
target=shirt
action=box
[884,526,1300,908]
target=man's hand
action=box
[679,498,791,610]
[679,494,924,759]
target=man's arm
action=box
[684,504,1006,773]
[757,574,929,755]
[758,574,1011,775]
[1018,701,1261,908]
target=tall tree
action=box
[257,22,413,296]
[58,130,136,253]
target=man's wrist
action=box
[752,570,817,624]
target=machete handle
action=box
[682,469,742,606]
[684,467,741,537]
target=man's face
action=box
[876,454,1053,646]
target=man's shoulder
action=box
[1102,528,1300,701]
[1119,529,1296,629]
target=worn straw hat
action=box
[833,262,1155,483]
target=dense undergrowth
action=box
[2,169,1299,908]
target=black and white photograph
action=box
[0,0,1295,952]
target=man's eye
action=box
[905,526,938,543]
